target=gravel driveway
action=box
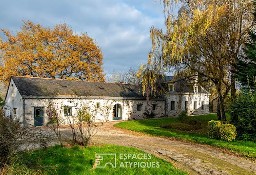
[91,122,256,175]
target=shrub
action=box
[46,102,63,146]
[76,106,101,147]
[0,110,51,170]
[230,90,256,140]
[0,114,20,168]
[208,120,221,139]
[177,111,188,121]
[240,133,251,141]
[219,124,237,142]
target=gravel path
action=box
[92,122,256,175]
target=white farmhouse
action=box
[4,77,165,126]
[4,76,210,126]
[165,76,210,116]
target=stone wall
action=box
[166,92,210,116]
[20,97,165,126]
[4,79,24,123]
[4,78,210,127]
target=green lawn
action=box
[115,114,256,159]
[11,145,186,175]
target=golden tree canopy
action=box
[149,0,254,120]
[0,21,105,83]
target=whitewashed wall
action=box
[22,98,165,126]
[4,79,210,127]
[4,79,24,123]
[166,92,210,116]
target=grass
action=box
[115,114,256,159]
[12,145,186,175]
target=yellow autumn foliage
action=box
[0,21,105,83]
[148,0,254,120]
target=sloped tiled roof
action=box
[12,76,144,98]
[173,80,209,93]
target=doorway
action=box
[113,104,122,120]
[34,107,44,126]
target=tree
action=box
[230,90,256,141]
[46,102,63,146]
[76,106,99,147]
[149,0,254,120]
[0,109,50,171]
[107,68,140,85]
[137,64,166,101]
[236,10,256,89]
[0,21,105,83]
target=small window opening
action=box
[137,104,143,111]
[152,104,157,110]
[64,106,72,116]
[171,101,175,110]
[13,108,17,115]
[201,101,204,110]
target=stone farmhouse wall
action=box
[166,92,210,116]
[4,78,211,127]
[22,98,165,126]
[4,79,23,122]
[4,79,165,126]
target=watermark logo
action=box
[95,153,117,168]
[95,153,160,169]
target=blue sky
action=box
[0,0,164,75]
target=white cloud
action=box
[0,0,164,74]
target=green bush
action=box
[177,111,188,121]
[208,120,237,141]
[208,120,221,139]
[230,90,256,141]
[219,124,237,142]
[0,112,22,168]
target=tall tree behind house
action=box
[148,0,254,120]
[0,21,105,83]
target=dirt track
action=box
[91,122,256,175]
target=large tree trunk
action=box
[219,96,226,121]
[231,69,236,101]
[230,66,238,124]
[216,82,227,121]
[217,98,221,120]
